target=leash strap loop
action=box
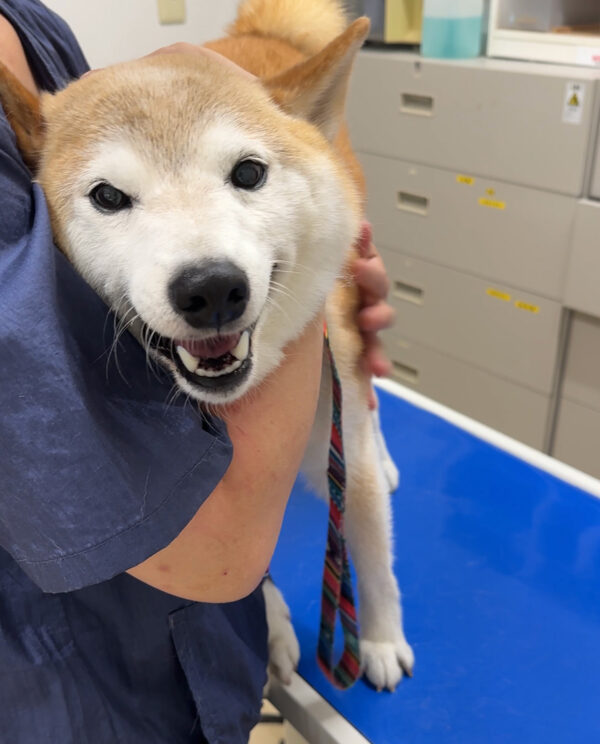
[317,329,361,689]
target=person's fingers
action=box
[360,332,392,379]
[356,221,374,258]
[357,302,396,333]
[353,254,391,302]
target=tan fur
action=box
[229,0,348,56]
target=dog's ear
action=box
[263,17,370,142]
[0,61,44,172]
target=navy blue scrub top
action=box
[0,1,268,741]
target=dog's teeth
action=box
[195,358,243,378]
[176,345,199,373]
[232,331,250,361]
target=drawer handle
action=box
[394,280,424,305]
[400,92,434,116]
[392,361,419,385]
[397,191,429,216]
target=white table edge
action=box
[268,675,370,744]
[375,378,600,499]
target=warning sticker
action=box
[515,301,540,314]
[478,197,506,210]
[487,288,511,302]
[563,82,586,125]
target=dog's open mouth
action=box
[151,329,253,391]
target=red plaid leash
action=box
[317,328,361,689]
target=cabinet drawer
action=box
[564,201,600,317]
[590,115,600,200]
[348,51,595,196]
[553,398,600,480]
[381,250,563,395]
[361,152,575,300]
[382,334,550,449]
[561,313,600,413]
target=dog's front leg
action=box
[264,354,414,691]
[303,355,414,690]
[342,387,414,690]
[262,575,300,691]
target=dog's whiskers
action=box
[275,259,320,280]
[269,280,296,300]
[265,295,292,324]
[140,327,166,385]
[164,382,183,411]
[105,304,140,383]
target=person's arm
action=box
[128,316,324,602]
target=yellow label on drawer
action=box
[479,197,506,210]
[515,301,540,314]
[487,288,511,302]
[457,174,475,185]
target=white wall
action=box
[44,0,240,68]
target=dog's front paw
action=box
[263,578,300,689]
[360,637,415,692]
[267,616,300,688]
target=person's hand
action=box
[352,222,395,409]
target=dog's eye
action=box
[89,183,132,213]
[230,160,267,190]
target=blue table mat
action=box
[270,389,600,743]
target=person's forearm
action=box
[0,16,38,95]
[127,314,324,602]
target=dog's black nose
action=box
[169,262,250,329]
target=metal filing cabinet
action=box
[348,51,598,196]
[555,122,600,475]
[381,250,563,396]
[383,333,550,448]
[553,314,600,478]
[564,201,600,318]
[361,152,576,300]
[553,400,600,478]
[589,105,600,200]
[348,51,600,450]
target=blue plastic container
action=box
[421,0,484,58]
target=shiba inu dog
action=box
[0,0,414,691]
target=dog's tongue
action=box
[177,333,241,360]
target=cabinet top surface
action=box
[359,47,600,79]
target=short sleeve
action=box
[0,109,233,593]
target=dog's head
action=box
[0,19,368,404]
